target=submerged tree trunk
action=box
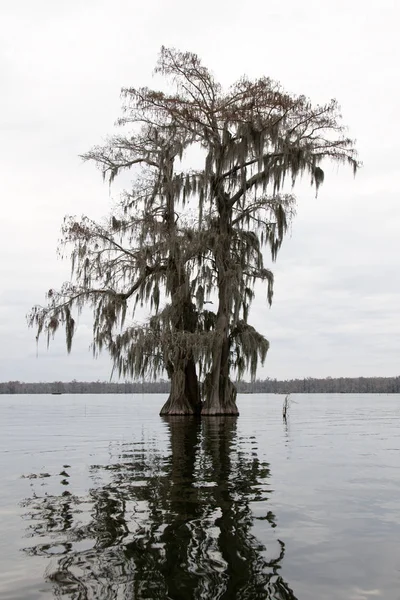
[160,356,201,415]
[160,155,202,416]
[202,199,239,416]
[160,281,202,415]
[159,296,202,415]
[201,315,239,415]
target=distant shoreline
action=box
[1,376,399,395]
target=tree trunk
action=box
[202,309,239,415]
[160,155,202,416]
[160,357,202,415]
[201,355,239,415]
[160,293,202,415]
[202,201,239,416]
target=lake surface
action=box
[1,393,400,599]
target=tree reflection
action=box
[21,418,297,599]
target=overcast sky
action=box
[1,0,399,382]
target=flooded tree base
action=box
[159,395,202,416]
[201,375,239,416]
[160,362,202,416]
[201,405,240,416]
[160,372,240,416]
[160,399,240,416]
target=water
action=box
[1,394,400,599]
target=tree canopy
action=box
[28,47,359,415]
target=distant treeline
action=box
[1,376,400,395]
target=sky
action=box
[1,0,399,382]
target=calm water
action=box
[1,394,400,600]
